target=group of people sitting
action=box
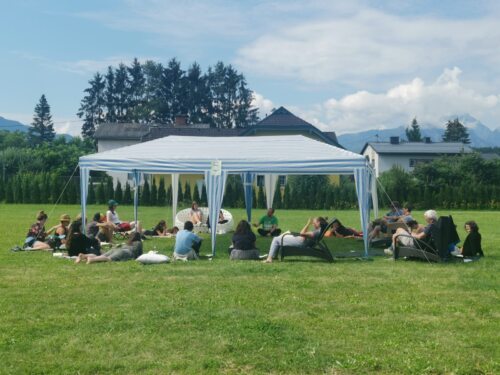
[365,201,484,258]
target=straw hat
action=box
[60,214,71,223]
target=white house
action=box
[361,136,473,177]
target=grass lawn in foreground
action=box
[0,204,499,374]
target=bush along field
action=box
[0,204,498,374]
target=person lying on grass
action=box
[142,220,179,237]
[75,232,142,264]
[173,221,202,261]
[263,217,327,263]
[67,221,101,257]
[324,219,362,238]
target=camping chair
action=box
[279,218,335,262]
[394,216,460,263]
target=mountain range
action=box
[2,114,499,152]
[337,114,500,152]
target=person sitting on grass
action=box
[325,219,362,238]
[368,201,404,241]
[23,210,51,250]
[106,199,141,233]
[45,214,71,249]
[67,221,101,257]
[453,221,484,258]
[229,220,260,260]
[86,212,114,243]
[263,217,327,263]
[384,210,438,256]
[75,232,142,264]
[189,201,203,225]
[254,208,281,237]
[173,221,202,261]
[143,220,169,236]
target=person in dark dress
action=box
[66,221,101,257]
[76,232,142,264]
[229,220,260,260]
[459,221,484,257]
[143,220,168,236]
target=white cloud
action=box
[0,112,83,136]
[251,92,275,118]
[236,8,500,85]
[306,67,500,134]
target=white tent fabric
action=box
[79,135,375,256]
[264,174,279,209]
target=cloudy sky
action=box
[1,0,500,135]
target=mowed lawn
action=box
[0,204,498,374]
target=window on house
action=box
[409,159,432,168]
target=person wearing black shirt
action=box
[459,221,484,257]
[229,220,259,260]
[66,221,101,257]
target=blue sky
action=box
[2,0,500,135]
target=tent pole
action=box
[133,171,140,232]
[171,173,179,227]
[79,167,89,232]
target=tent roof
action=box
[80,135,366,174]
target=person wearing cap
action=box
[86,212,114,243]
[105,199,141,233]
[44,213,71,249]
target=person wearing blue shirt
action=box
[174,221,202,260]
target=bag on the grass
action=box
[136,251,170,264]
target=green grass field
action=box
[0,204,498,374]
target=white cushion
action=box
[136,251,170,264]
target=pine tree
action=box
[252,187,257,209]
[29,94,55,146]
[106,178,114,201]
[127,58,146,121]
[123,182,132,204]
[115,181,123,203]
[200,185,207,206]
[166,185,172,206]
[283,182,291,209]
[97,181,106,205]
[183,181,192,204]
[192,184,201,204]
[32,175,41,203]
[5,180,14,203]
[77,72,106,140]
[273,181,282,209]
[257,185,266,209]
[443,118,470,144]
[87,181,96,204]
[0,180,4,202]
[224,183,234,207]
[157,177,166,206]
[141,180,151,205]
[406,117,422,142]
[39,174,49,203]
[150,178,158,206]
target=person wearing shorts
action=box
[105,199,141,233]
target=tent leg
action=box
[172,173,179,228]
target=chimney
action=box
[424,137,432,143]
[390,136,400,145]
[174,114,188,127]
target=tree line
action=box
[406,117,471,143]
[78,58,259,139]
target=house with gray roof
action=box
[361,136,473,177]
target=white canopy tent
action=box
[79,135,376,256]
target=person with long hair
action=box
[24,211,51,250]
[66,221,101,257]
[325,219,362,238]
[75,232,142,264]
[189,201,203,225]
[229,220,260,260]
[143,220,168,236]
[264,217,328,263]
[455,221,484,257]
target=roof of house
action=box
[94,106,342,147]
[94,123,150,140]
[361,142,473,155]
